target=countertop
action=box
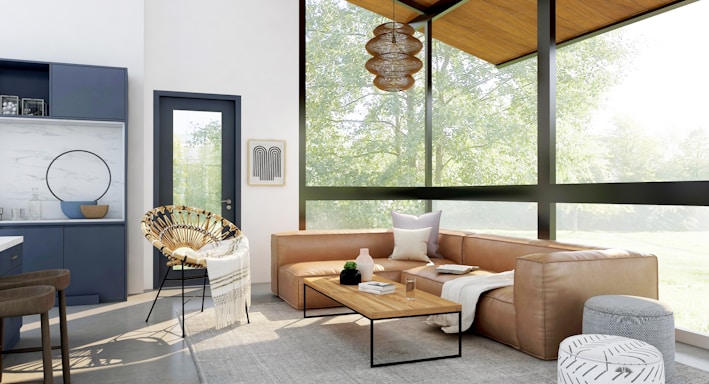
[0,236,23,252]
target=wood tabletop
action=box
[304,276,461,320]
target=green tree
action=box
[172,120,222,213]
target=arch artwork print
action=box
[248,139,285,185]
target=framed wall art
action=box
[248,139,285,186]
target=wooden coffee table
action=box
[303,276,462,367]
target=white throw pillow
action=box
[392,210,443,257]
[390,227,432,262]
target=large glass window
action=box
[557,1,709,183]
[431,42,537,186]
[306,200,425,229]
[306,0,425,187]
[557,204,709,335]
[434,201,537,237]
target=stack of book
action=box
[358,281,396,295]
[435,264,479,274]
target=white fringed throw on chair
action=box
[178,235,251,329]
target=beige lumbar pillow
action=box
[390,227,432,262]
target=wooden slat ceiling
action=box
[347,0,684,66]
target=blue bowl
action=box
[60,201,97,219]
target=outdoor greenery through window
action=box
[304,0,709,338]
[557,204,709,334]
[172,110,222,214]
[556,2,709,183]
[306,0,425,187]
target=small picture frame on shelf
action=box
[1,95,20,115]
[21,98,47,116]
[248,139,285,186]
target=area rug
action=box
[185,301,709,384]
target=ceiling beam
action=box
[408,0,468,27]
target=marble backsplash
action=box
[0,117,124,221]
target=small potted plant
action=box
[339,260,361,285]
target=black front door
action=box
[153,91,241,287]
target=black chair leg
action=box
[146,266,171,322]
[180,263,185,338]
[200,269,208,313]
[146,264,214,338]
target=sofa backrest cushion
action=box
[462,233,597,272]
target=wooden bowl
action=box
[80,204,109,219]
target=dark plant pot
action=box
[340,269,361,285]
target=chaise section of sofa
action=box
[513,249,658,359]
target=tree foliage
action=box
[173,120,222,213]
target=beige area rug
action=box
[185,301,709,384]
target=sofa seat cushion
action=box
[474,285,519,349]
[402,265,495,296]
[406,265,520,349]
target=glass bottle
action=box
[28,188,41,220]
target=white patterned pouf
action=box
[558,334,664,384]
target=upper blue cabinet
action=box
[0,59,127,121]
[50,64,127,120]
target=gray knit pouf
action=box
[583,295,675,382]
[558,334,664,384]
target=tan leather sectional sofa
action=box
[271,228,659,359]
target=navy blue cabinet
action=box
[64,225,126,303]
[0,227,63,271]
[0,243,23,350]
[50,64,127,120]
[0,225,126,304]
[1,57,127,305]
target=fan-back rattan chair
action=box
[141,205,247,337]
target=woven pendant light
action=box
[365,21,423,92]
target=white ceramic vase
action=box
[356,248,374,281]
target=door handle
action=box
[221,199,232,210]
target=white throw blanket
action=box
[177,235,251,329]
[426,270,514,333]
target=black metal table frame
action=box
[303,282,462,367]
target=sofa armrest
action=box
[514,249,658,360]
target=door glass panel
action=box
[172,110,222,213]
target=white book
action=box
[359,287,394,295]
[358,281,395,291]
[435,264,479,274]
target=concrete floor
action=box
[1,283,708,383]
[0,283,279,384]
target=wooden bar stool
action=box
[0,285,56,384]
[0,269,71,383]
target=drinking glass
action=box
[405,278,416,300]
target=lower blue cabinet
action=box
[64,225,126,304]
[1,243,23,350]
[0,223,126,305]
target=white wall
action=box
[144,0,299,287]
[2,0,298,293]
